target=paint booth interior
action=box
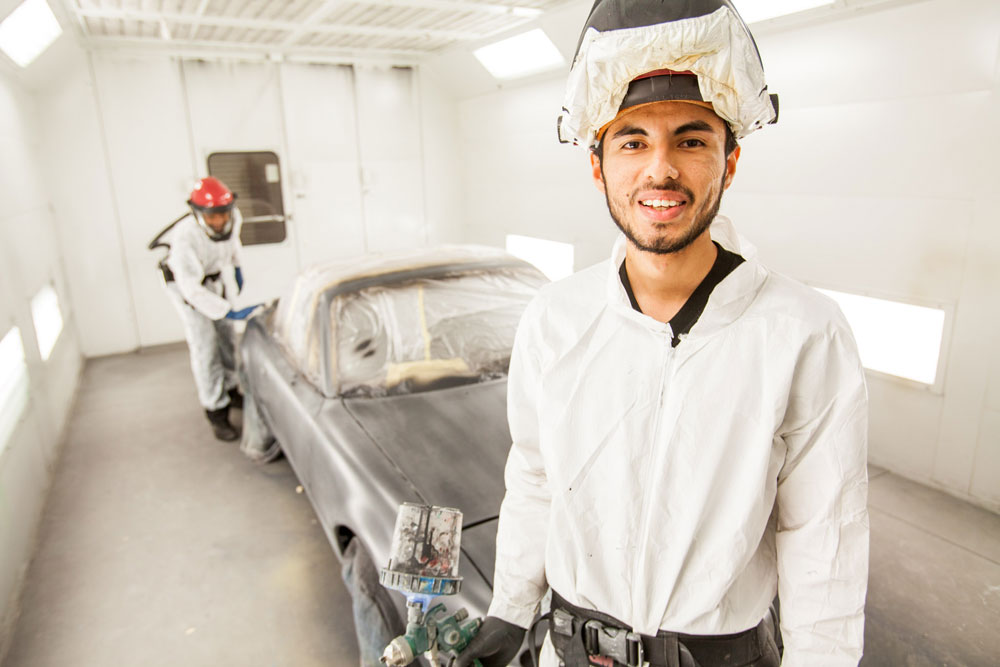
[1,0,999,664]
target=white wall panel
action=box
[972,409,1000,505]
[0,210,81,450]
[720,192,972,303]
[0,65,83,654]
[733,92,992,200]
[182,59,299,310]
[757,0,1000,106]
[458,77,614,270]
[0,418,51,645]
[865,375,943,479]
[279,63,366,269]
[931,191,1000,500]
[417,67,463,246]
[90,54,192,348]
[36,59,138,357]
[354,65,426,253]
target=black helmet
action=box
[558,0,778,146]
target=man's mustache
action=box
[630,179,695,202]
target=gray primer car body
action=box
[239,250,547,631]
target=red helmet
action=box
[187,177,238,241]
[189,176,235,212]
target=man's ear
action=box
[590,150,606,193]
[723,145,741,190]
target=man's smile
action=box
[639,198,683,208]
[633,186,692,222]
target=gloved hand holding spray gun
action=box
[378,504,486,667]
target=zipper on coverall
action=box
[631,323,675,629]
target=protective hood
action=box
[192,206,241,242]
[558,0,778,146]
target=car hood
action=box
[460,519,499,590]
[341,377,511,527]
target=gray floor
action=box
[3,344,360,667]
[4,345,1000,666]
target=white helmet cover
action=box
[558,0,779,146]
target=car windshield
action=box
[331,267,544,396]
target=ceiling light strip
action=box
[72,7,492,41]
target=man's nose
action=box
[643,146,680,181]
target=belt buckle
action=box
[552,608,577,637]
[583,620,648,667]
[626,632,645,667]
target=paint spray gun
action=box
[379,503,483,666]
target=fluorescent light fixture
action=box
[31,284,63,361]
[474,29,565,80]
[732,0,836,24]
[0,0,62,68]
[506,234,574,281]
[816,288,946,385]
[0,326,29,451]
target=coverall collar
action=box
[606,215,769,346]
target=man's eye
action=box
[680,138,706,148]
[621,140,643,150]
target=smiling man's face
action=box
[591,101,739,255]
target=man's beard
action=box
[603,171,726,255]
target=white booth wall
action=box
[447,0,1000,511]
[0,66,83,643]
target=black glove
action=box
[453,616,526,667]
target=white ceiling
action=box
[54,0,580,63]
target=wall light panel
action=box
[506,234,574,281]
[0,0,62,67]
[817,287,947,386]
[31,284,63,361]
[732,0,836,24]
[474,29,565,80]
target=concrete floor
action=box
[3,344,359,667]
[3,345,1000,666]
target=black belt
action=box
[160,264,226,310]
[158,261,220,286]
[547,590,764,667]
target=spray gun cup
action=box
[379,569,463,601]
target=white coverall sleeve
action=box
[233,236,244,272]
[487,301,551,629]
[167,241,231,321]
[775,322,869,666]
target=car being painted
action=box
[238,245,547,654]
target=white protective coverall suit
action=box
[163,214,243,411]
[489,217,869,666]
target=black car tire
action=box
[239,387,284,463]
[255,435,283,463]
[341,538,406,665]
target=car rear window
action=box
[331,268,544,396]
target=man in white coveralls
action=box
[456,1,869,666]
[153,177,258,441]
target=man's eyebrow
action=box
[610,125,648,140]
[673,120,716,135]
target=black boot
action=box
[205,407,239,441]
[227,387,243,409]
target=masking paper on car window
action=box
[333,268,544,396]
[271,246,547,395]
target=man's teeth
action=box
[641,199,682,208]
